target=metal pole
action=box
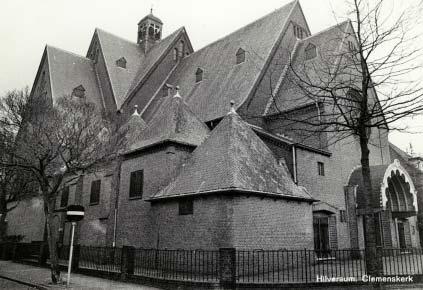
[67,222,76,287]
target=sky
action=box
[0,0,422,154]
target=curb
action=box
[0,274,49,290]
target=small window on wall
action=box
[236,48,245,64]
[195,68,203,83]
[60,186,69,208]
[129,170,144,199]
[305,43,317,60]
[90,180,101,205]
[317,162,325,176]
[173,48,178,61]
[179,199,193,215]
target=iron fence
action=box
[133,248,219,281]
[78,246,122,273]
[3,243,423,285]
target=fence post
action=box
[71,245,80,271]
[38,243,48,266]
[219,248,236,289]
[121,246,135,280]
[11,243,18,261]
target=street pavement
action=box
[0,277,37,289]
[0,261,161,290]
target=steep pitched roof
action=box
[389,142,411,162]
[46,46,102,108]
[151,110,313,201]
[94,27,184,109]
[145,1,296,122]
[94,29,145,108]
[125,92,210,154]
[123,27,185,104]
[120,107,148,150]
[265,20,351,115]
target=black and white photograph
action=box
[0,0,423,289]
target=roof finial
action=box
[229,100,236,114]
[132,104,140,116]
[173,86,182,99]
[150,5,153,14]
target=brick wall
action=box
[150,196,233,249]
[6,197,45,242]
[116,143,193,248]
[231,195,313,250]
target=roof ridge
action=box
[95,28,138,46]
[187,1,296,57]
[46,45,92,62]
[302,19,351,42]
[122,27,185,104]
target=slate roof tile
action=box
[46,46,103,108]
[148,1,296,122]
[151,110,313,200]
[126,92,210,153]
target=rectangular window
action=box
[340,210,347,223]
[178,199,193,215]
[129,170,144,199]
[60,186,69,208]
[317,162,325,176]
[90,180,101,205]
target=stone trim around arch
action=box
[380,159,417,211]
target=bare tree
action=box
[261,0,423,275]
[0,91,124,283]
[0,88,36,240]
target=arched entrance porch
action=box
[347,159,420,249]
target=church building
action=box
[7,0,422,252]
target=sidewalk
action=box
[0,261,161,290]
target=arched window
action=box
[173,48,178,61]
[236,48,245,64]
[305,43,317,60]
[179,41,185,58]
[148,24,155,37]
[195,68,203,83]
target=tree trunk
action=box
[359,135,383,276]
[45,198,61,284]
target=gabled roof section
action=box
[151,110,313,201]
[94,29,145,108]
[123,27,187,106]
[46,45,102,107]
[265,20,352,115]
[158,1,296,122]
[389,142,412,162]
[125,92,210,154]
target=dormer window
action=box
[72,85,85,98]
[236,48,245,64]
[195,68,203,83]
[179,41,185,58]
[305,43,317,60]
[348,40,356,52]
[293,23,306,39]
[116,57,127,68]
[173,48,178,61]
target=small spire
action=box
[228,100,236,114]
[132,105,140,117]
[173,86,182,99]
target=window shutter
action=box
[90,180,101,205]
[129,170,143,198]
[328,215,338,249]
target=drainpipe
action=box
[292,144,298,184]
[112,158,123,247]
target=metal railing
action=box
[133,248,219,281]
[3,243,423,285]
